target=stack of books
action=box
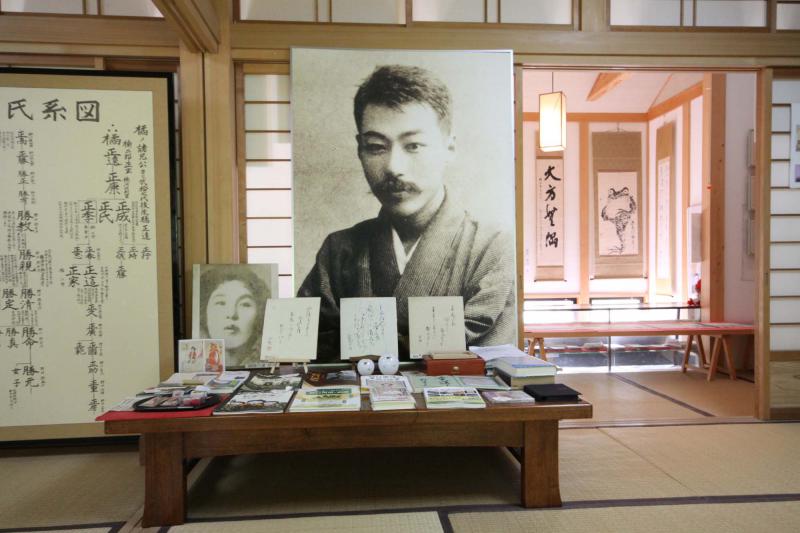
[493,356,558,388]
[362,376,417,411]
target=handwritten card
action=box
[260,298,321,362]
[339,297,398,359]
[408,296,466,359]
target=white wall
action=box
[724,73,757,323]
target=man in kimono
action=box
[298,64,516,361]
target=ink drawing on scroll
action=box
[261,298,321,362]
[340,297,399,359]
[597,172,639,256]
[408,296,466,359]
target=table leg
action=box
[141,432,186,527]
[698,336,708,367]
[707,337,722,382]
[721,335,737,380]
[682,335,694,372]
[521,420,561,508]
[538,338,547,361]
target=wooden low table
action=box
[524,320,754,380]
[104,397,592,527]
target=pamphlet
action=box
[423,387,486,409]
[240,371,302,392]
[202,371,250,394]
[288,386,361,412]
[214,390,295,415]
[401,372,464,393]
[359,374,412,395]
[458,375,511,391]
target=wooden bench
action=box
[524,321,754,381]
[103,396,592,527]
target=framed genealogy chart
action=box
[0,70,175,440]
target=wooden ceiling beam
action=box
[0,14,178,48]
[152,0,220,54]
[586,72,631,101]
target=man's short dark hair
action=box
[354,65,452,133]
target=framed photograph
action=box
[192,264,279,368]
[291,48,517,361]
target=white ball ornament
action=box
[378,354,399,375]
[357,358,375,376]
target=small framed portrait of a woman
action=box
[191,264,279,368]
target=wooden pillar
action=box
[755,68,773,419]
[178,42,208,334]
[581,0,607,32]
[700,73,725,322]
[514,64,524,349]
[579,121,590,304]
[203,0,239,263]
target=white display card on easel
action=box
[339,297,399,359]
[260,298,321,363]
[408,296,466,359]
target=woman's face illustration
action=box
[206,280,258,351]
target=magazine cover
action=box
[214,390,295,415]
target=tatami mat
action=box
[170,511,443,533]
[558,373,707,422]
[559,429,694,501]
[615,368,755,417]
[186,447,520,518]
[447,500,800,533]
[601,423,800,495]
[0,451,143,530]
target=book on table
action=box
[495,370,556,388]
[368,380,416,411]
[214,390,295,415]
[492,356,557,378]
[303,369,359,388]
[482,390,536,405]
[423,387,486,409]
[288,385,361,412]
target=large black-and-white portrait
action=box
[192,264,278,368]
[291,48,517,361]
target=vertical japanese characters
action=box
[1,89,159,424]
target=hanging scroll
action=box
[0,70,175,440]
[535,156,564,281]
[655,122,676,295]
[592,131,645,278]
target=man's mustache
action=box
[373,178,420,195]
